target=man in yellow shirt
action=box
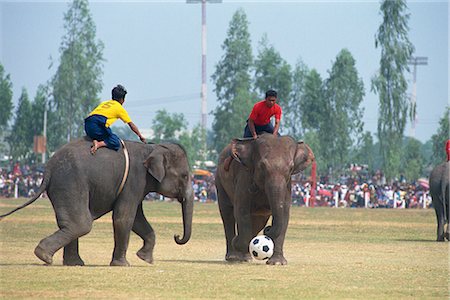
[84,84,146,154]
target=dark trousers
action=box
[84,115,121,151]
[243,121,278,138]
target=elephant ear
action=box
[293,141,315,174]
[230,138,253,168]
[143,146,167,182]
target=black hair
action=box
[265,89,277,98]
[112,84,127,101]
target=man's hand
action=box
[140,136,147,143]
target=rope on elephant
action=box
[117,139,130,197]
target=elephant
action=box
[429,161,449,241]
[0,137,194,266]
[215,133,315,265]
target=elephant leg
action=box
[132,203,155,264]
[434,200,445,242]
[231,196,253,261]
[110,198,138,266]
[251,215,270,237]
[266,197,290,265]
[34,192,93,265]
[217,184,239,261]
[63,238,85,266]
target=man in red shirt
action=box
[243,89,282,139]
[224,90,282,171]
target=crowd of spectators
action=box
[1,163,432,209]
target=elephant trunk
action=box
[265,178,289,240]
[174,187,194,245]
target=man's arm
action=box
[273,119,280,136]
[128,122,146,143]
[248,119,258,139]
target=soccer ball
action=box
[249,235,274,260]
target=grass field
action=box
[0,197,449,299]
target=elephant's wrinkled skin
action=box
[215,134,315,265]
[429,161,449,241]
[0,138,194,266]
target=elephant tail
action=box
[0,170,51,220]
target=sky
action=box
[0,0,448,143]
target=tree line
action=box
[0,0,448,182]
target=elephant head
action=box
[230,134,315,238]
[144,144,194,245]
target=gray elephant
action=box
[215,134,315,265]
[429,161,449,241]
[0,138,194,266]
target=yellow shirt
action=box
[89,100,132,127]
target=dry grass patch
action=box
[0,198,448,299]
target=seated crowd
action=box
[1,164,432,209]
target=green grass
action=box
[0,198,449,299]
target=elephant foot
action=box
[266,253,287,265]
[225,252,252,263]
[445,232,449,241]
[110,258,130,267]
[436,236,445,242]
[136,249,153,264]
[34,245,53,265]
[63,257,85,266]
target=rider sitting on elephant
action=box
[243,89,282,139]
[224,89,282,171]
[84,84,146,154]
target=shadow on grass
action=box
[393,238,437,243]
[160,259,227,265]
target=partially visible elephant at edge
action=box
[429,161,449,241]
[215,133,315,265]
[0,138,194,266]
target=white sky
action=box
[1,0,448,143]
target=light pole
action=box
[407,56,428,138]
[187,0,222,130]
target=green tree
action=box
[430,107,449,165]
[0,63,13,155]
[301,69,328,173]
[372,0,414,180]
[50,0,104,149]
[401,137,423,181]
[0,63,13,130]
[324,49,365,170]
[152,109,187,143]
[253,35,292,108]
[352,131,375,170]
[8,88,33,161]
[211,9,254,154]
[179,124,207,167]
[285,59,309,140]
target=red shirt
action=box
[248,100,282,126]
[446,140,450,161]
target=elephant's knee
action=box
[72,221,92,237]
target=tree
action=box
[0,63,13,156]
[178,124,207,167]
[0,63,13,130]
[324,49,365,170]
[50,0,104,149]
[152,109,187,143]
[285,59,309,140]
[300,69,328,173]
[211,9,254,154]
[372,0,414,180]
[430,107,449,165]
[8,88,33,161]
[401,137,423,181]
[352,131,375,171]
[253,35,292,108]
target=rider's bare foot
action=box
[91,140,99,155]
